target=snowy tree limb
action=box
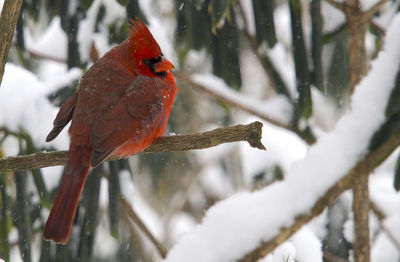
[0,121,265,172]
[0,0,23,85]
[238,131,400,262]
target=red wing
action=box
[89,75,166,167]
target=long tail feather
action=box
[44,145,91,243]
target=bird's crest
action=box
[128,18,161,57]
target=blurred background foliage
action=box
[0,0,400,261]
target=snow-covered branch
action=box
[238,131,400,262]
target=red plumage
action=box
[44,19,177,243]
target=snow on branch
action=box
[162,15,400,262]
[0,121,265,172]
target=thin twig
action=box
[119,197,168,258]
[0,122,265,172]
[0,0,23,85]
[238,131,400,262]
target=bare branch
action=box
[0,122,265,172]
[120,197,168,258]
[238,131,400,262]
[0,0,23,85]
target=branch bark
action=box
[0,0,23,85]
[238,130,400,262]
[0,121,265,172]
[352,174,370,262]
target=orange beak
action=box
[153,57,175,73]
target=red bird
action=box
[44,19,177,243]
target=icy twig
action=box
[0,122,265,172]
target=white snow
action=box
[238,0,256,35]
[77,0,103,63]
[260,227,323,262]
[199,163,234,199]
[25,17,68,62]
[262,242,296,262]
[240,120,308,184]
[371,231,400,262]
[162,14,400,262]
[360,0,381,11]
[373,0,400,30]
[321,1,346,33]
[267,43,297,99]
[168,212,197,244]
[291,227,322,262]
[0,63,69,149]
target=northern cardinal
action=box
[44,19,176,243]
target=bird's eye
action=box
[154,55,162,63]
[141,55,166,77]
